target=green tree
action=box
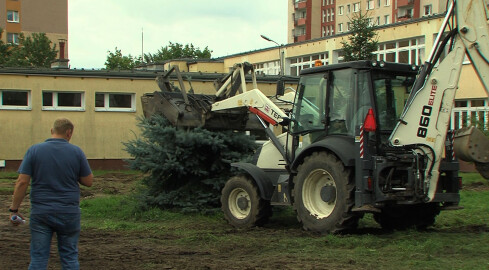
[0,29,57,67]
[0,28,12,65]
[8,33,58,67]
[341,12,378,61]
[123,115,257,212]
[104,47,141,70]
[144,42,212,63]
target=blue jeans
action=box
[29,213,81,270]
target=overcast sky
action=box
[68,0,288,69]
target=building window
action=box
[338,23,343,32]
[95,92,136,112]
[338,6,344,15]
[347,4,351,13]
[0,90,31,110]
[424,5,432,16]
[289,53,329,76]
[42,91,85,111]
[452,99,489,130]
[375,37,425,65]
[7,10,19,23]
[353,2,360,12]
[377,0,381,8]
[7,33,19,44]
[455,101,468,107]
[384,14,390,24]
[367,0,374,10]
[385,0,390,6]
[406,8,413,18]
[254,60,280,75]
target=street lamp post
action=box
[260,34,284,75]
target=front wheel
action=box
[221,175,271,228]
[293,152,359,234]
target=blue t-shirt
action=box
[18,138,92,214]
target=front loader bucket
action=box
[141,91,262,131]
[454,126,489,179]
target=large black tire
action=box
[293,152,359,234]
[221,175,272,228]
[373,203,441,230]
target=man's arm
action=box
[79,173,93,187]
[9,174,30,212]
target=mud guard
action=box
[454,126,489,179]
[231,163,274,200]
[291,136,356,171]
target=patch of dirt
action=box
[1,172,488,269]
[463,181,489,191]
[1,173,313,270]
[80,172,141,198]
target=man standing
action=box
[9,118,93,270]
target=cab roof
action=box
[300,60,419,76]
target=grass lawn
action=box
[75,171,489,270]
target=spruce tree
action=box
[124,115,257,212]
[341,12,378,61]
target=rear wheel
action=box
[373,203,440,230]
[221,175,271,228]
[293,152,359,234]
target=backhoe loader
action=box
[142,0,489,233]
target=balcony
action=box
[295,0,307,9]
[294,35,307,42]
[295,17,307,26]
[397,14,412,22]
[397,0,414,8]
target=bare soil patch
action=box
[1,172,488,269]
[1,173,313,270]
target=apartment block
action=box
[0,0,68,59]
[289,0,322,43]
[289,0,447,43]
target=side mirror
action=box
[276,80,285,96]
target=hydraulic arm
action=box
[389,0,489,200]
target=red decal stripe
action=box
[249,107,278,125]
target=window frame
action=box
[7,10,19,23]
[289,53,329,76]
[353,2,361,12]
[42,91,86,111]
[7,33,19,44]
[94,92,136,112]
[367,0,374,10]
[0,89,31,110]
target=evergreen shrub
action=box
[124,115,258,213]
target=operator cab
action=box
[289,61,419,156]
